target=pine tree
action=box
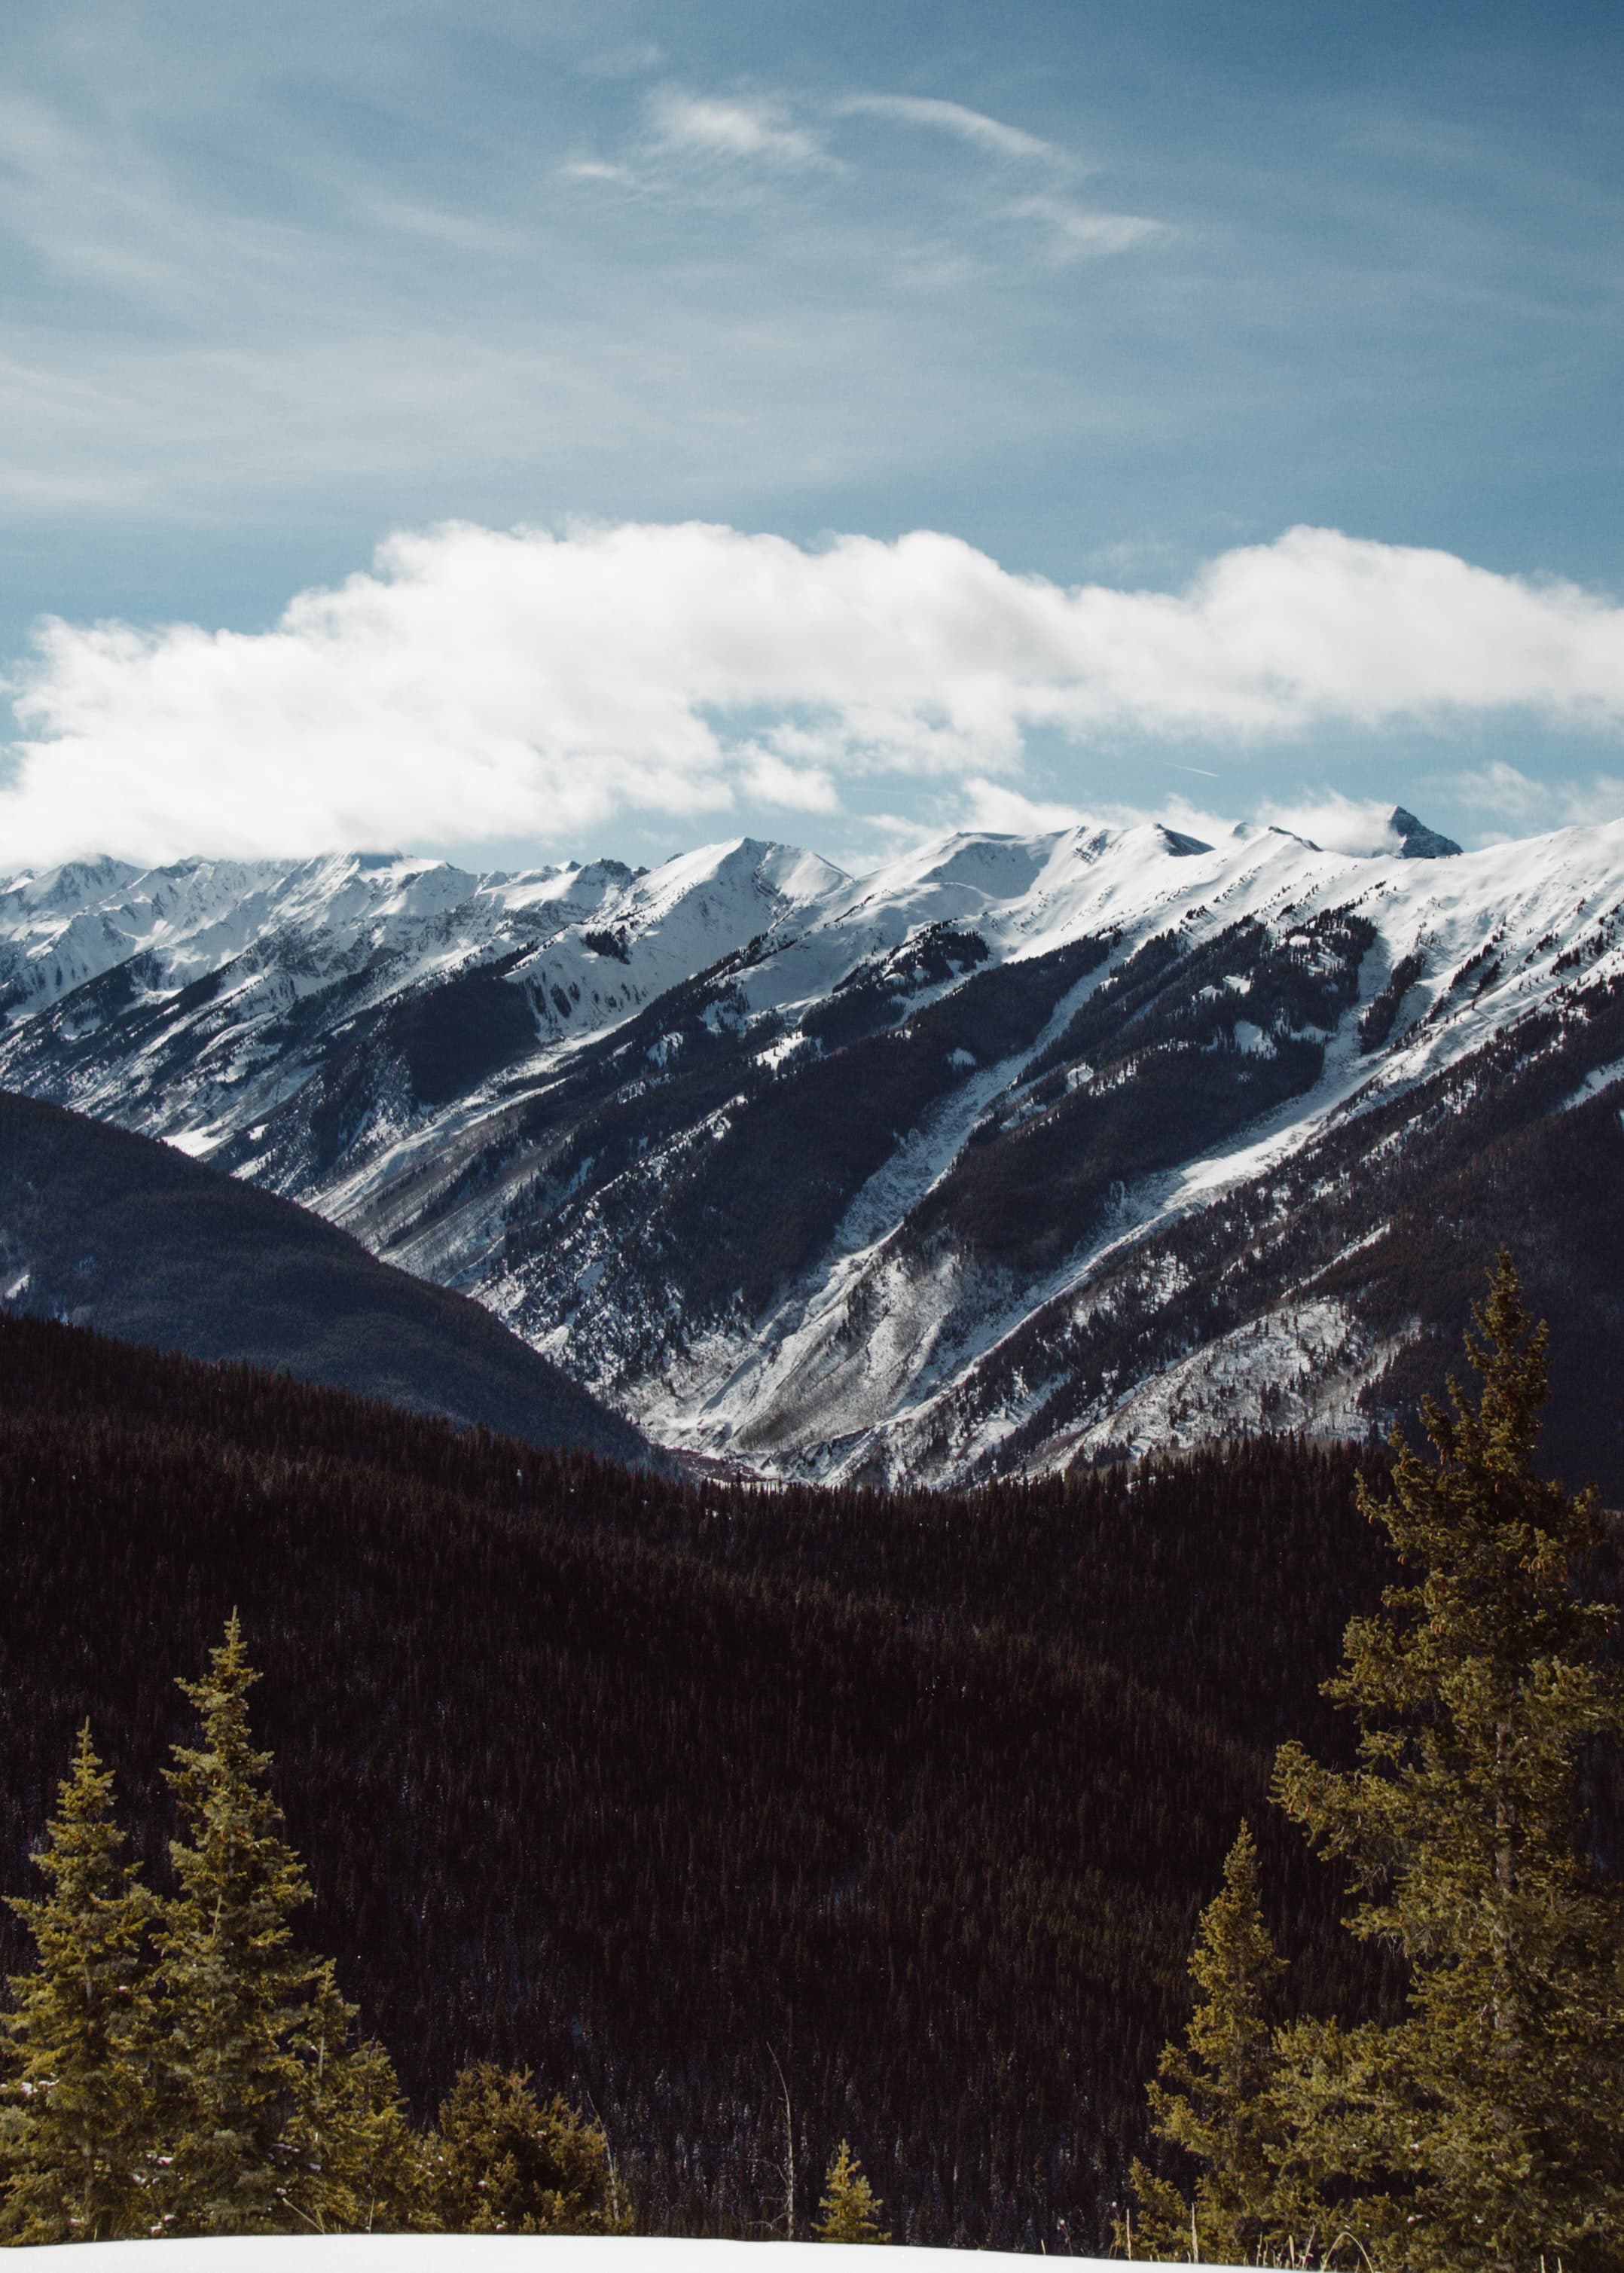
[0,1725,157,2244]
[279,1963,429,2233]
[151,1614,322,2234]
[1119,1822,1287,2264]
[814,2139,890,2243]
[1271,1254,1624,2271]
[425,2064,630,2234]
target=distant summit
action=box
[1390,806,1462,859]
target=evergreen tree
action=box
[426,2064,630,2234]
[0,1725,157,2243]
[151,1614,322,2234]
[1118,1822,1287,2264]
[814,2140,890,2243]
[1272,1254,1624,2271]
[279,1963,429,2233]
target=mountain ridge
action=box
[2,812,1621,1490]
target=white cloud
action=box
[1431,761,1624,836]
[1440,758,1547,825]
[1254,791,1410,856]
[837,96,1054,163]
[646,90,828,169]
[740,746,841,813]
[6,519,1624,865]
[834,96,1163,263]
[961,778,1087,833]
[557,159,636,186]
[1560,774,1624,825]
[1005,194,1169,261]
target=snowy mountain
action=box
[5,808,1623,1489]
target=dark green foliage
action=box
[0,1728,156,2244]
[280,1966,430,2234]
[2,1627,487,2241]
[151,1616,326,2233]
[0,1310,1394,2250]
[1123,1824,1288,2265]
[426,2065,627,2232]
[1271,1258,1624,2270]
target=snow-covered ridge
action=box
[3,809,1622,1484]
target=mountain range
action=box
[4,804,1622,1492]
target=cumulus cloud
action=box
[5,520,1624,865]
[962,778,1088,833]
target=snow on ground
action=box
[1070,1296,1404,1463]
[17,2241,1185,2272]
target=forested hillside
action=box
[0,1091,652,1465]
[0,1313,1404,2250]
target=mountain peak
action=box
[1390,806,1462,859]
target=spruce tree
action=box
[1272,1254,1624,2271]
[1119,1822,1287,2264]
[814,2140,890,2243]
[151,1614,321,2234]
[279,1963,429,2233]
[0,1725,157,2244]
[426,2064,630,2234]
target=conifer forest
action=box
[2,1263,1621,2265]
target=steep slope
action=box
[3,813,1623,1489]
[0,1091,652,1463]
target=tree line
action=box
[0,1616,885,2245]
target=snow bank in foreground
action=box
[14,2238,1186,2271]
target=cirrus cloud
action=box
[835,96,1055,163]
[4,520,1624,865]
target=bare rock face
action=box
[2,813,1623,1491]
[1390,805,1463,858]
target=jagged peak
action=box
[1390,806,1462,859]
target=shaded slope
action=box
[927,970,1624,1500]
[0,1090,652,1463]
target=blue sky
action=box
[2,0,1622,871]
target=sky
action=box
[1,0,1622,874]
